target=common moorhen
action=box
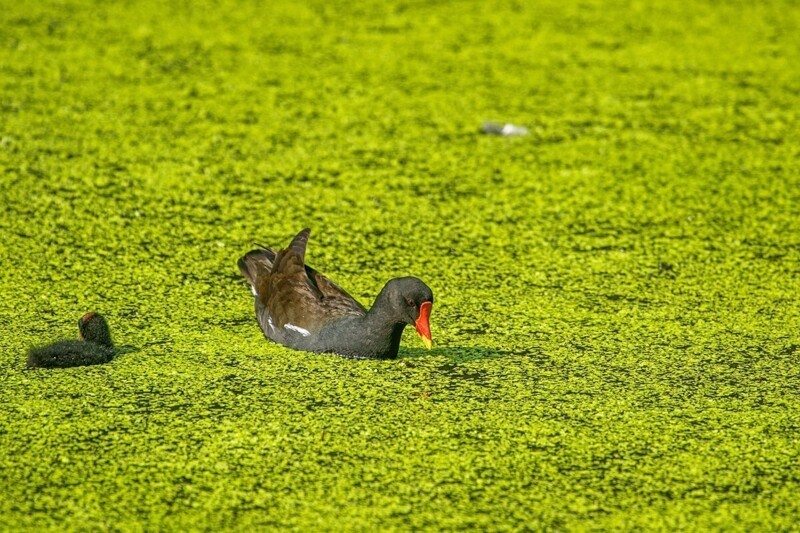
[238,228,433,359]
[27,313,115,368]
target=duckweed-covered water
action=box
[2,0,800,529]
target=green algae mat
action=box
[2,0,800,530]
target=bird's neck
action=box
[360,293,407,358]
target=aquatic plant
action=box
[2,0,799,529]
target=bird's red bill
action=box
[415,301,432,349]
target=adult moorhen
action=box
[27,313,115,368]
[238,228,433,359]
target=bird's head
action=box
[383,277,434,349]
[79,313,113,347]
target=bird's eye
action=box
[406,298,415,307]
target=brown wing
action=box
[256,229,366,333]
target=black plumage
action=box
[27,313,115,368]
[238,228,434,359]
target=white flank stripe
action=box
[284,323,311,337]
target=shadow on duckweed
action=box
[116,345,140,357]
[400,345,509,364]
[22,344,141,371]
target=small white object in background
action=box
[481,121,529,136]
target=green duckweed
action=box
[2,0,800,530]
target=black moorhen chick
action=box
[238,228,433,359]
[27,313,115,368]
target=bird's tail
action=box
[237,246,277,295]
[288,228,311,262]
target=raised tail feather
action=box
[289,228,311,262]
[237,246,277,295]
